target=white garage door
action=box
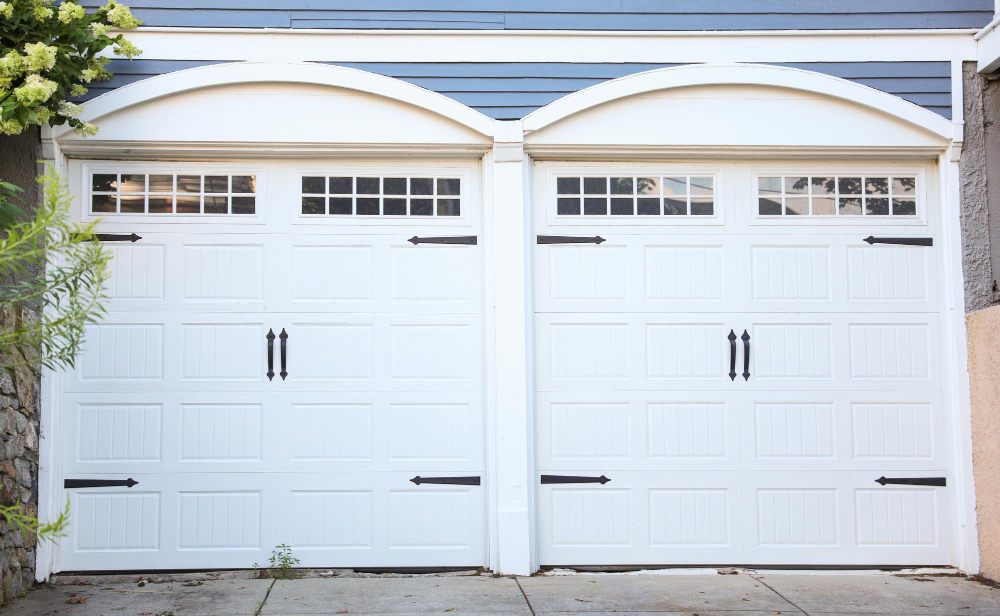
[58,162,486,571]
[534,163,952,566]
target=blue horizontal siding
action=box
[77,60,952,120]
[77,1,994,30]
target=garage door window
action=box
[556,175,715,217]
[90,172,257,215]
[300,175,461,217]
[757,175,916,217]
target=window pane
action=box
[812,197,835,215]
[356,197,379,214]
[690,197,713,216]
[204,176,228,193]
[636,177,658,195]
[557,198,580,215]
[437,178,461,196]
[329,198,352,215]
[690,177,714,195]
[120,195,144,213]
[784,177,808,195]
[410,178,433,196]
[610,198,633,215]
[839,197,862,215]
[865,177,889,194]
[148,174,173,192]
[583,177,607,194]
[610,177,633,195]
[758,177,781,196]
[148,196,172,213]
[866,197,889,216]
[583,197,607,215]
[232,175,256,193]
[384,178,407,195]
[785,197,808,216]
[637,197,660,215]
[893,198,916,216]
[437,199,461,216]
[758,198,782,216]
[411,199,433,216]
[91,194,116,212]
[811,177,835,195]
[893,177,916,196]
[663,177,687,195]
[177,175,201,193]
[383,198,406,215]
[302,197,325,215]
[838,177,863,195]
[302,176,325,194]
[92,174,117,192]
[120,174,145,193]
[329,177,352,194]
[557,177,580,194]
[204,196,228,214]
[176,195,200,213]
[231,197,255,215]
[357,178,379,195]
[664,197,687,215]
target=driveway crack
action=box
[254,578,277,616]
[514,577,537,616]
[751,574,810,616]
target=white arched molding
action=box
[54,61,495,140]
[522,63,953,143]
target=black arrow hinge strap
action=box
[541,475,610,484]
[65,478,139,489]
[863,236,933,246]
[875,476,946,487]
[408,236,477,245]
[410,476,480,485]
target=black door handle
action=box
[741,329,750,381]
[279,328,288,381]
[728,329,737,381]
[266,329,275,381]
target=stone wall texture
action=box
[0,128,43,604]
[966,304,1000,582]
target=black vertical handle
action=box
[741,329,750,381]
[728,329,737,381]
[279,328,288,381]
[266,329,275,381]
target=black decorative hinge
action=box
[541,475,610,484]
[265,329,276,381]
[408,236,478,245]
[728,329,737,381]
[96,233,142,243]
[410,476,480,485]
[863,236,933,247]
[875,476,946,487]
[64,478,138,489]
[537,235,606,245]
[278,328,288,381]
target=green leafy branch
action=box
[0,499,70,543]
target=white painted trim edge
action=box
[57,61,495,140]
[976,18,1000,72]
[522,63,954,141]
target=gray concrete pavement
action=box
[2,569,998,616]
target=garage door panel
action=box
[742,471,950,565]
[740,392,946,471]
[535,313,738,391]
[536,391,740,471]
[538,471,743,565]
[742,314,939,391]
[738,236,937,313]
[534,236,737,314]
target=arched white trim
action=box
[57,61,495,139]
[522,63,953,141]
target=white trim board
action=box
[116,30,978,63]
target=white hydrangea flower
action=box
[80,68,97,82]
[91,22,110,37]
[58,2,86,23]
[113,39,141,59]
[24,42,58,72]
[14,73,58,104]
[0,2,14,20]
[105,2,141,29]
[0,51,25,79]
[58,101,84,116]
[73,121,98,137]
[0,118,24,136]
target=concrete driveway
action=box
[3,569,998,616]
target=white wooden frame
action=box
[36,58,978,580]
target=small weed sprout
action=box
[267,544,300,579]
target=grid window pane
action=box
[583,197,607,215]
[583,177,607,194]
[356,197,379,215]
[637,197,660,215]
[557,198,581,215]
[610,197,633,215]
[437,199,461,216]
[557,177,580,194]
[232,175,256,193]
[759,174,917,218]
[92,174,117,192]
[231,197,255,215]
[690,198,714,216]
[302,176,325,194]
[204,176,228,193]
[610,177,633,195]
[383,198,407,216]
[410,178,433,195]
[302,197,325,215]
[120,174,145,193]
[329,198,352,215]
[357,178,380,195]
[664,197,687,215]
[91,194,116,212]
[148,196,172,214]
[204,196,228,214]
[148,175,173,192]
[893,198,916,216]
[329,177,352,194]
[120,195,144,213]
[177,175,201,192]
[437,178,461,196]
[384,178,407,195]
[555,175,715,218]
[176,195,200,213]
[411,199,433,216]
